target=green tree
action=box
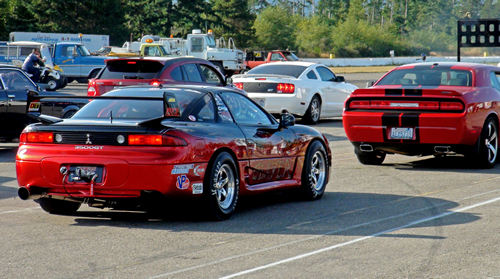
[123,0,172,42]
[170,0,208,36]
[295,16,332,57]
[209,0,255,48]
[253,6,298,50]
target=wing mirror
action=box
[366,81,376,87]
[279,110,295,129]
[334,76,345,82]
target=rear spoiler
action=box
[26,91,179,126]
[351,87,463,97]
[231,73,296,79]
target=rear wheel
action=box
[204,152,239,220]
[38,198,81,215]
[355,146,386,165]
[304,96,321,124]
[469,117,498,168]
[301,141,328,200]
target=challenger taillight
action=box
[128,135,187,146]
[233,82,244,90]
[20,132,54,143]
[277,83,295,93]
[348,99,464,112]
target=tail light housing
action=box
[20,132,54,143]
[233,82,244,90]
[128,134,187,146]
[348,99,464,112]
[87,79,98,96]
[150,79,161,86]
[277,83,295,93]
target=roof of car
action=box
[0,64,21,69]
[104,57,212,66]
[395,62,499,70]
[104,84,240,97]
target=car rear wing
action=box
[26,91,180,126]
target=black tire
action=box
[38,198,81,215]
[204,152,239,220]
[354,146,386,165]
[46,77,58,91]
[304,96,321,124]
[468,117,498,168]
[301,141,328,200]
[59,76,68,89]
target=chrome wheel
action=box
[485,121,498,164]
[309,150,326,191]
[310,98,321,122]
[214,164,236,210]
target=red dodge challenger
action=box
[343,62,500,168]
[17,85,331,220]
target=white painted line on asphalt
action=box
[0,207,40,215]
[219,196,500,279]
[150,189,500,278]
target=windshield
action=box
[283,52,299,61]
[77,45,91,56]
[248,65,307,78]
[99,60,164,79]
[72,90,203,120]
[377,68,473,87]
[206,36,216,48]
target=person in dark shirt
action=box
[22,48,45,82]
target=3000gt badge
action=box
[176,175,190,190]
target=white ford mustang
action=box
[231,61,358,124]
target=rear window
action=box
[378,68,473,87]
[99,60,164,80]
[72,90,202,120]
[248,64,307,78]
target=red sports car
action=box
[343,62,500,168]
[87,57,227,96]
[17,85,331,220]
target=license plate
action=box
[389,127,415,140]
[253,98,266,107]
[68,166,103,183]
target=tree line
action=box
[0,0,499,57]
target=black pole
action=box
[457,20,461,62]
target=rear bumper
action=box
[16,155,208,199]
[248,93,307,116]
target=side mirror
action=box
[366,81,376,88]
[279,111,295,129]
[226,76,233,85]
[334,76,345,82]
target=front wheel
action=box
[46,77,58,91]
[469,117,498,168]
[304,96,321,124]
[38,198,81,215]
[204,152,239,220]
[301,141,328,200]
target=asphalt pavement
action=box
[1,73,499,278]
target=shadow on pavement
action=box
[68,191,480,240]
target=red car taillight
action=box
[277,83,295,93]
[128,135,187,146]
[348,99,464,111]
[20,132,54,143]
[233,82,244,90]
[87,79,99,96]
[150,79,161,86]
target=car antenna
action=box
[110,110,113,124]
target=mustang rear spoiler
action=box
[26,91,179,126]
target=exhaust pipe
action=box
[434,146,451,153]
[18,187,46,200]
[359,144,374,152]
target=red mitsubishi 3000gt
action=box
[343,62,500,168]
[16,85,331,220]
